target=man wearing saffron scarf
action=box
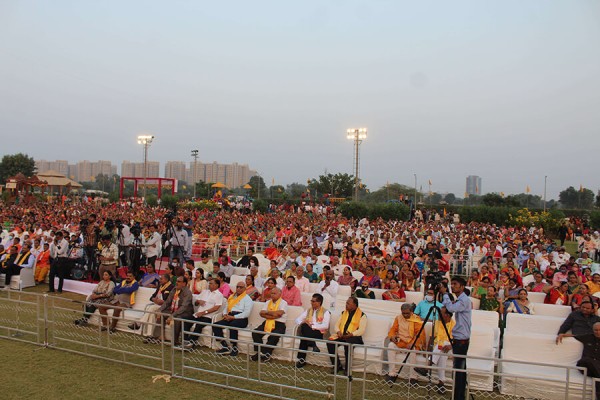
[327,296,367,375]
[105,270,139,333]
[159,276,193,346]
[1,244,35,287]
[185,278,224,349]
[251,287,288,362]
[384,303,426,384]
[213,281,254,356]
[294,293,331,368]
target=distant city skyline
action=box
[35,158,257,190]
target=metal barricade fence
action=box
[0,289,43,345]
[0,288,596,400]
[176,318,348,399]
[353,343,594,400]
[45,294,171,373]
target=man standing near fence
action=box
[439,276,472,400]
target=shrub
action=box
[160,194,178,210]
[180,199,220,211]
[591,211,600,230]
[252,199,268,213]
[337,202,409,221]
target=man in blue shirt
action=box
[440,276,472,400]
[414,287,443,320]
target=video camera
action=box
[130,222,142,237]
[104,219,115,231]
[424,270,446,289]
[164,211,176,221]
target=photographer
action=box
[439,276,472,400]
[100,219,118,244]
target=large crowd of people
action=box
[1,200,600,398]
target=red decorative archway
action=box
[119,177,177,200]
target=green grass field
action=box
[0,338,267,400]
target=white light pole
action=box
[414,173,417,206]
[346,128,367,201]
[191,149,199,199]
[137,135,154,200]
[543,175,548,212]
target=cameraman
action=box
[100,219,118,243]
[439,276,472,400]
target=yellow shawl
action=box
[264,298,282,333]
[227,292,247,313]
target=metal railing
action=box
[0,288,595,400]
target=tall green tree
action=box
[444,193,456,204]
[286,182,308,198]
[194,181,215,198]
[0,153,36,183]
[308,173,356,198]
[364,183,418,203]
[248,175,267,199]
[559,186,594,209]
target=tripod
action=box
[388,303,451,381]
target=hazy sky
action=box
[1,1,599,198]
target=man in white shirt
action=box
[251,287,288,362]
[318,270,339,307]
[49,232,70,293]
[295,266,310,293]
[295,293,331,368]
[213,281,254,356]
[143,224,161,269]
[195,252,213,275]
[185,279,224,349]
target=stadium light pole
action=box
[137,135,154,200]
[346,128,367,201]
[414,173,417,206]
[191,149,199,199]
[543,175,547,212]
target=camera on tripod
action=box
[165,211,176,221]
[104,219,115,231]
[424,270,446,289]
[130,222,142,238]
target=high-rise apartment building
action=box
[37,160,116,182]
[466,175,482,195]
[121,161,159,178]
[35,160,69,176]
[164,161,187,182]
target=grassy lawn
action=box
[0,338,266,400]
